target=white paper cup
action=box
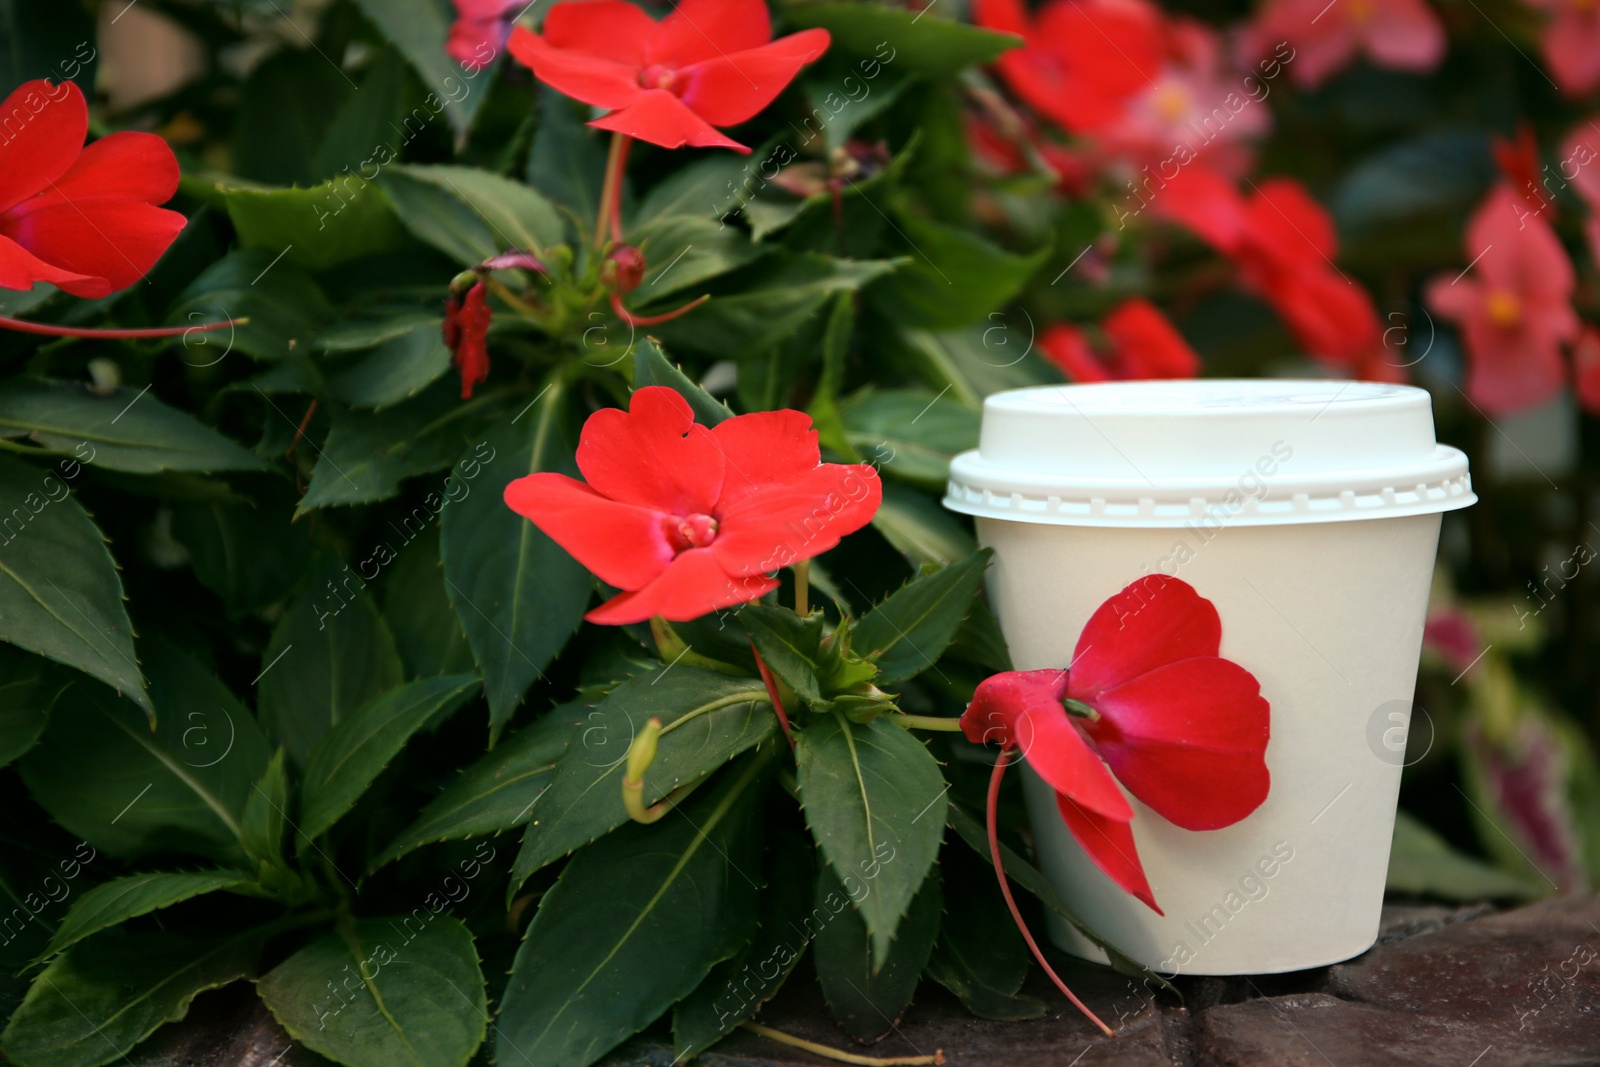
[943,380,1474,975]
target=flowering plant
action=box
[0,0,1593,1066]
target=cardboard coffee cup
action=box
[943,380,1475,975]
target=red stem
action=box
[609,290,708,327]
[286,400,318,460]
[595,133,633,249]
[0,314,246,339]
[987,747,1115,1038]
[749,642,795,749]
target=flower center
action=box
[674,513,718,550]
[1348,0,1374,22]
[1062,697,1101,722]
[638,64,679,92]
[1153,84,1190,123]
[1486,290,1522,328]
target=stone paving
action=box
[127,896,1600,1067]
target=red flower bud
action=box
[443,280,492,399]
[603,245,648,294]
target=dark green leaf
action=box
[741,604,828,705]
[1,930,264,1067]
[873,480,977,565]
[258,561,404,766]
[628,216,761,303]
[497,757,766,1067]
[441,380,591,736]
[631,339,734,425]
[946,595,1014,674]
[1387,809,1539,901]
[925,849,1043,1020]
[841,387,978,491]
[0,455,147,711]
[380,165,565,265]
[812,864,941,1041]
[631,147,776,229]
[788,5,1022,76]
[43,871,251,960]
[351,0,495,141]
[528,88,607,233]
[240,751,290,874]
[511,667,773,890]
[325,317,453,409]
[171,490,314,617]
[382,525,476,678]
[299,389,466,512]
[229,48,351,186]
[892,326,1055,410]
[808,293,859,461]
[310,46,416,179]
[0,645,71,767]
[258,915,486,1067]
[374,707,575,870]
[167,250,332,362]
[219,181,408,271]
[794,714,946,968]
[872,214,1048,329]
[0,379,265,474]
[0,4,97,90]
[855,549,992,685]
[300,675,478,842]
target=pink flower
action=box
[1527,0,1600,97]
[1241,0,1445,89]
[1574,326,1600,415]
[1426,184,1578,416]
[1039,299,1201,382]
[1560,121,1600,267]
[447,0,522,71]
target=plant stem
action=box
[739,1022,943,1066]
[793,559,810,616]
[0,314,247,339]
[750,642,795,748]
[608,289,708,326]
[887,714,967,732]
[987,747,1115,1038]
[595,132,633,249]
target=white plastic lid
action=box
[943,379,1474,528]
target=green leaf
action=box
[0,379,265,474]
[441,379,591,736]
[310,46,416,179]
[299,675,479,842]
[808,293,860,462]
[925,849,1043,1020]
[812,864,942,1041]
[1387,809,1540,902]
[528,88,608,234]
[0,5,97,90]
[947,596,1014,674]
[1,930,265,1067]
[351,0,494,141]
[742,604,828,706]
[20,641,270,861]
[0,645,71,768]
[228,48,351,186]
[382,525,476,678]
[380,165,565,265]
[324,316,452,409]
[299,389,466,512]
[219,181,408,271]
[171,490,314,617]
[794,714,947,968]
[43,871,250,960]
[167,250,333,362]
[873,480,977,566]
[788,5,1022,76]
[240,751,290,874]
[892,326,1055,410]
[841,387,978,491]
[258,561,404,766]
[258,915,487,1067]
[673,833,815,1059]
[631,339,734,425]
[511,667,774,890]
[855,549,992,685]
[871,213,1049,329]
[374,707,575,870]
[630,146,777,229]
[0,455,147,711]
[628,216,762,304]
[497,757,766,1067]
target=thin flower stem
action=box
[595,132,633,249]
[749,642,795,748]
[793,559,810,617]
[608,290,708,326]
[739,1022,943,1066]
[987,747,1116,1038]
[0,314,247,339]
[886,714,967,732]
[286,400,317,460]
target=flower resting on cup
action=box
[503,386,880,625]
[962,575,1272,914]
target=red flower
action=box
[962,576,1271,913]
[504,386,880,625]
[1425,184,1577,416]
[1039,299,1200,383]
[447,0,522,71]
[0,79,185,299]
[1240,0,1444,89]
[444,279,492,399]
[1561,122,1600,267]
[974,0,1164,134]
[507,0,830,153]
[1527,0,1600,97]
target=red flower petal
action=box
[444,280,492,398]
[0,80,86,215]
[655,0,774,65]
[0,234,100,294]
[1068,576,1221,699]
[585,547,778,624]
[1083,657,1271,830]
[543,0,657,64]
[588,88,750,152]
[508,24,644,111]
[674,29,831,127]
[1056,792,1161,913]
[576,386,726,515]
[1101,299,1199,379]
[503,471,676,591]
[708,409,822,507]
[709,462,880,576]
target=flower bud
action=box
[603,245,648,294]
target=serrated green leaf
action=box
[628,216,761,304]
[374,707,575,871]
[510,667,774,892]
[841,387,978,491]
[871,213,1049,330]
[299,388,466,512]
[631,339,733,425]
[497,756,766,1067]
[1387,808,1540,901]
[788,5,1021,75]
[258,915,486,1067]
[855,549,992,685]
[166,249,332,362]
[350,0,494,141]
[325,317,453,410]
[741,604,828,706]
[2,930,265,1067]
[873,480,977,566]
[382,525,476,678]
[170,489,313,618]
[441,379,591,736]
[300,675,478,842]
[0,646,71,767]
[43,871,250,960]
[219,180,408,271]
[925,848,1043,1020]
[380,165,565,265]
[259,561,404,766]
[240,750,290,874]
[795,714,946,969]
[813,864,941,1041]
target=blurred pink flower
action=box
[1560,121,1600,266]
[1426,184,1577,417]
[1240,0,1445,89]
[1422,607,1483,674]
[448,0,522,71]
[1527,0,1600,97]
